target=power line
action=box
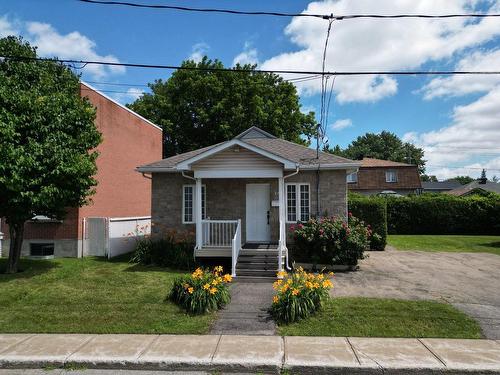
[4,55,500,76]
[78,0,500,20]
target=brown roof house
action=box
[347,157,422,196]
[0,82,162,259]
[137,126,360,277]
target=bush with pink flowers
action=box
[291,214,370,266]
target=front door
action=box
[246,183,271,242]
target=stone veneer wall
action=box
[151,169,347,245]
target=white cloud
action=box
[262,0,500,103]
[0,16,124,79]
[111,87,145,104]
[330,118,352,131]
[189,42,209,63]
[422,48,500,99]
[404,85,500,179]
[232,41,259,66]
[0,15,19,37]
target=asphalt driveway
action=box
[331,247,500,339]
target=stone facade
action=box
[151,169,347,246]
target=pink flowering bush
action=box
[292,214,371,266]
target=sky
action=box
[1,0,500,180]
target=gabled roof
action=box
[360,157,415,168]
[422,181,462,190]
[137,126,360,172]
[446,180,500,196]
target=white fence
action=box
[83,216,151,259]
[202,220,239,247]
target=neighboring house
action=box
[422,180,462,193]
[446,179,500,197]
[347,157,422,196]
[0,82,162,258]
[137,126,360,277]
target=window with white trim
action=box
[183,185,206,224]
[286,183,310,222]
[347,172,358,183]
[385,170,397,183]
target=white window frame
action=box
[347,172,358,183]
[285,183,310,223]
[182,184,206,224]
[385,170,398,183]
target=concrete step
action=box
[233,275,276,283]
[236,269,278,278]
[237,263,278,271]
[237,257,279,264]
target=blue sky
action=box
[2,0,500,179]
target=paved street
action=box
[332,247,500,339]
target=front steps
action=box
[235,247,280,279]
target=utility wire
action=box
[4,55,500,76]
[78,0,500,20]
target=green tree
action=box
[421,175,438,182]
[128,57,317,157]
[446,176,475,185]
[0,37,101,273]
[326,131,426,174]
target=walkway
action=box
[210,281,276,335]
[0,334,499,373]
[332,247,500,339]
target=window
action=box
[183,185,206,224]
[347,172,358,183]
[286,183,310,222]
[385,170,398,183]
[30,243,54,257]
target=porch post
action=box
[195,178,203,249]
[278,176,285,272]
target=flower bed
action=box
[271,268,334,324]
[169,266,232,314]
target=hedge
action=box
[348,198,387,250]
[386,194,500,235]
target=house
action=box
[422,180,462,193]
[137,126,360,277]
[347,157,422,196]
[0,82,162,258]
[445,179,500,197]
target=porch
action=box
[190,177,291,277]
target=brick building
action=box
[0,82,162,258]
[347,157,422,196]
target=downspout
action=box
[283,166,300,270]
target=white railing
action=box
[202,220,239,248]
[231,219,242,277]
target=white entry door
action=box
[246,184,271,242]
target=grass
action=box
[0,256,214,334]
[388,235,500,255]
[278,297,482,338]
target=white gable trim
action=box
[175,139,297,170]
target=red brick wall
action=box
[1,84,162,242]
[348,166,422,192]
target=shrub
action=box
[386,194,500,235]
[130,230,194,270]
[348,197,387,250]
[291,215,371,266]
[271,268,333,324]
[169,266,232,314]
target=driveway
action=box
[332,247,500,339]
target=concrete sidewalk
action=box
[1,334,500,374]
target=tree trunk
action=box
[6,222,25,274]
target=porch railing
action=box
[231,219,242,277]
[202,220,239,248]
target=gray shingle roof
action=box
[422,181,462,190]
[447,180,500,196]
[138,126,358,171]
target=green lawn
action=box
[388,235,500,255]
[0,257,214,334]
[278,297,482,338]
